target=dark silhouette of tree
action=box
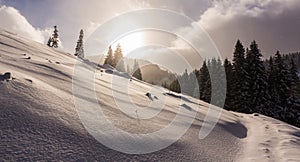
[75,29,84,58]
[132,60,142,80]
[231,40,248,112]
[273,51,290,108]
[266,56,279,116]
[245,41,268,113]
[224,58,234,110]
[199,60,211,103]
[47,26,59,48]
[169,79,181,93]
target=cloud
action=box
[2,0,299,61]
[199,0,300,30]
[171,0,300,60]
[0,5,49,43]
[200,0,300,58]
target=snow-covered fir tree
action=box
[47,26,59,48]
[75,29,84,58]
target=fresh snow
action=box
[0,29,299,161]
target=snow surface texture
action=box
[0,29,299,161]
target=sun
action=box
[111,31,145,56]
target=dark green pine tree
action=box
[289,58,300,97]
[266,56,280,116]
[104,45,114,67]
[245,41,268,113]
[231,40,248,112]
[274,51,290,108]
[288,58,300,126]
[132,60,142,80]
[224,58,235,110]
[199,60,211,103]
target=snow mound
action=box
[0,29,299,161]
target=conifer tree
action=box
[231,40,248,112]
[104,45,114,66]
[245,41,268,113]
[75,29,84,58]
[199,60,211,103]
[47,37,52,47]
[288,58,300,126]
[47,26,59,48]
[114,44,125,71]
[169,79,181,93]
[132,60,142,80]
[289,58,299,99]
[224,58,234,110]
[274,51,290,108]
[287,58,300,122]
[52,26,59,48]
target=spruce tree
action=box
[132,60,142,80]
[265,56,283,117]
[199,60,211,103]
[169,79,181,93]
[274,51,290,108]
[47,26,59,48]
[104,45,114,67]
[47,37,53,47]
[231,40,248,112]
[288,58,300,126]
[52,26,59,48]
[287,58,300,112]
[75,29,84,58]
[245,41,268,113]
[288,58,299,97]
[114,44,125,71]
[224,58,234,110]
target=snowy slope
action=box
[0,29,299,161]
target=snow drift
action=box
[0,29,299,161]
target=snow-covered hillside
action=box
[0,29,299,161]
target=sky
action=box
[0,0,300,72]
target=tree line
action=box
[166,40,300,127]
[103,44,142,80]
